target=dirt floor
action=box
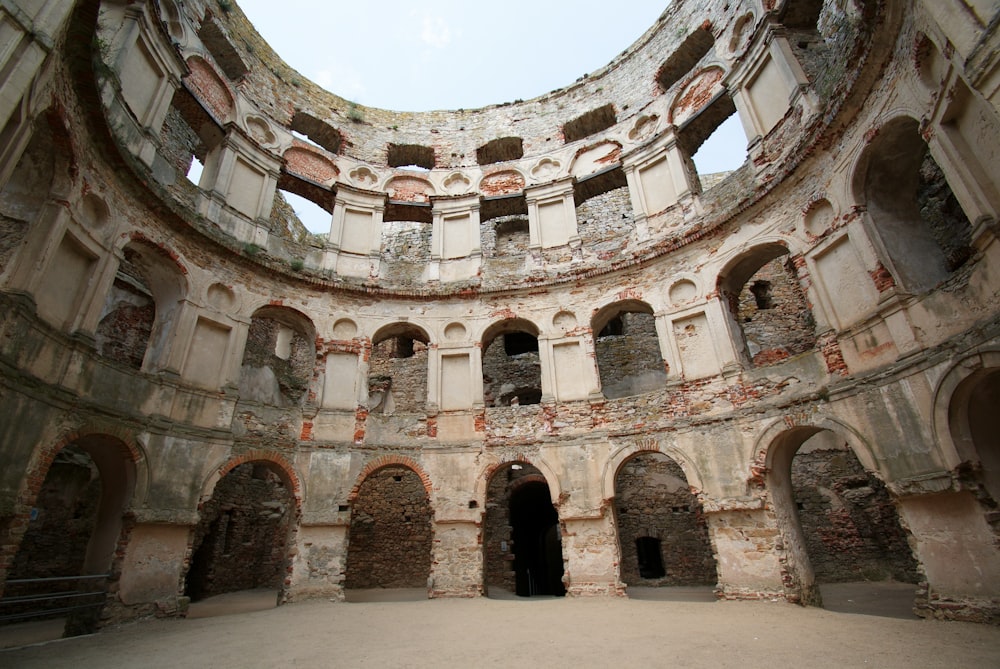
[2,584,999,668]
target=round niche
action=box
[668,279,698,306]
[333,318,358,339]
[553,310,578,330]
[803,198,836,237]
[444,322,467,341]
[207,283,236,311]
[79,192,110,229]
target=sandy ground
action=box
[2,584,999,668]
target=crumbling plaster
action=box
[0,0,999,626]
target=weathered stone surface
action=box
[0,0,998,630]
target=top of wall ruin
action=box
[89,0,882,296]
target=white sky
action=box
[233,1,746,232]
[237,0,669,111]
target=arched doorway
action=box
[6,434,136,635]
[185,462,295,602]
[949,366,1000,505]
[768,427,920,607]
[344,465,433,591]
[613,452,716,587]
[483,463,565,597]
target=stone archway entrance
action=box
[185,462,294,602]
[950,367,1000,504]
[344,465,433,590]
[6,435,135,635]
[768,427,919,606]
[613,452,716,587]
[483,463,565,597]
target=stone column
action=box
[115,521,191,615]
[284,523,349,602]
[702,497,791,601]
[893,483,1000,622]
[561,511,624,597]
[621,127,700,231]
[429,519,483,598]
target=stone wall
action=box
[368,339,428,414]
[482,335,542,406]
[239,315,314,406]
[344,466,432,589]
[792,446,920,583]
[738,256,816,366]
[185,463,293,601]
[595,312,667,398]
[575,185,634,259]
[9,447,100,581]
[482,465,533,593]
[918,154,973,271]
[614,453,716,586]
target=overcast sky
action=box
[237,0,670,111]
[233,1,745,231]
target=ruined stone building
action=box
[1,0,999,628]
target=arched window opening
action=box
[369,324,430,415]
[688,107,748,184]
[387,144,435,170]
[289,112,342,154]
[719,245,816,368]
[239,307,316,407]
[614,453,716,587]
[593,303,666,399]
[344,466,432,592]
[96,251,155,370]
[860,117,973,294]
[483,320,542,407]
[272,182,332,240]
[483,463,565,598]
[768,428,920,610]
[185,462,294,602]
[656,25,715,93]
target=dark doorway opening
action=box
[635,537,666,579]
[483,463,565,598]
[509,481,565,597]
[185,463,294,602]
